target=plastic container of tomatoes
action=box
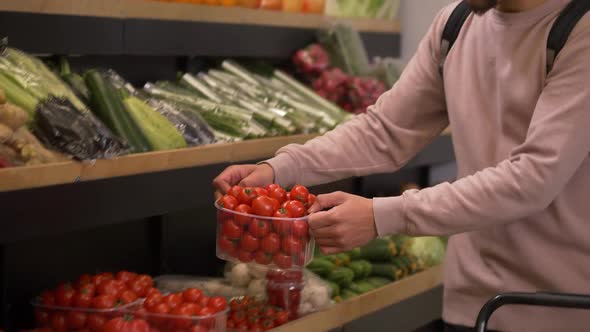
[265,270,304,320]
[215,202,314,270]
[31,300,138,332]
[124,307,229,332]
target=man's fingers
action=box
[312,225,340,239]
[214,190,223,201]
[307,191,348,213]
[308,210,336,230]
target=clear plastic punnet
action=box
[215,202,314,270]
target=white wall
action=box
[400,0,454,63]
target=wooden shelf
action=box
[275,265,444,332]
[0,0,400,33]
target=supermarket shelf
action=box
[274,265,444,332]
[0,0,401,57]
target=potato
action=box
[0,103,28,130]
[0,88,5,104]
[0,123,13,143]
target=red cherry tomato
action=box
[284,200,306,218]
[133,275,154,297]
[78,283,96,297]
[182,288,203,303]
[249,218,271,238]
[55,283,76,307]
[237,187,257,205]
[234,204,253,225]
[144,292,164,309]
[240,232,260,252]
[255,250,272,264]
[231,310,247,323]
[236,320,250,330]
[92,294,116,309]
[307,194,317,207]
[262,318,276,330]
[145,287,161,297]
[269,197,280,211]
[227,319,236,329]
[67,311,88,329]
[294,252,307,266]
[163,293,183,310]
[229,185,243,198]
[218,235,238,256]
[77,274,93,286]
[273,252,294,269]
[51,312,68,332]
[97,279,124,297]
[116,271,138,284]
[149,302,171,314]
[103,316,150,332]
[281,236,304,255]
[208,296,227,312]
[171,304,194,329]
[73,291,93,308]
[289,185,309,203]
[198,296,210,308]
[272,218,292,237]
[275,310,289,325]
[254,187,269,197]
[120,290,138,304]
[291,219,309,237]
[251,196,275,217]
[265,184,279,192]
[269,187,288,204]
[92,272,114,286]
[87,314,108,332]
[197,306,215,328]
[237,249,254,262]
[222,219,242,240]
[261,233,281,254]
[218,194,239,210]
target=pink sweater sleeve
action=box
[375,19,590,237]
[266,7,451,189]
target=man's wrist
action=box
[373,196,408,237]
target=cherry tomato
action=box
[51,312,68,332]
[240,233,260,252]
[163,293,183,310]
[269,197,280,211]
[149,302,171,314]
[275,310,289,325]
[237,187,257,205]
[281,236,304,255]
[261,233,281,254]
[236,320,249,330]
[284,200,306,218]
[190,326,208,332]
[116,271,138,284]
[197,306,215,328]
[262,306,275,317]
[120,290,138,304]
[182,288,203,303]
[55,283,76,307]
[103,316,150,332]
[87,314,107,332]
[171,304,194,329]
[229,185,243,198]
[272,217,292,236]
[249,218,271,238]
[222,219,242,240]
[218,194,239,210]
[78,283,96,297]
[183,302,201,315]
[269,187,288,204]
[92,272,114,286]
[227,319,236,329]
[67,311,87,329]
[286,192,291,200]
[248,316,261,328]
[198,296,210,308]
[144,293,164,309]
[98,279,124,297]
[265,184,279,192]
[234,204,253,225]
[273,207,291,219]
[246,306,260,317]
[77,274,93,286]
[307,194,317,207]
[251,196,275,217]
[266,270,303,282]
[230,298,247,312]
[145,287,161,297]
[131,275,154,297]
[34,309,50,326]
[273,252,293,269]
[73,291,93,308]
[208,296,227,312]
[291,219,309,237]
[237,249,254,262]
[294,252,307,266]
[262,318,276,330]
[92,294,116,309]
[231,310,246,323]
[289,185,309,203]
[40,290,56,306]
[254,187,269,197]
[218,235,238,256]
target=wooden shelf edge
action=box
[0,0,401,34]
[0,134,317,193]
[274,265,444,332]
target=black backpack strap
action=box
[440,1,472,75]
[547,0,590,73]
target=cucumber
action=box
[307,258,336,277]
[347,248,361,260]
[325,253,351,267]
[85,70,150,152]
[366,277,391,288]
[359,238,397,261]
[349,280,375,294]
[327,267,354,288]
[390,258,409,277]
[391,235,413,256]
[359,260,372,278]
[340,288,359,300]
[348,260,371,280]
[371,263,403,281]
[327,281,340,297]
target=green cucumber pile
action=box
[307,235,446,302]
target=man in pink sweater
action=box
[214,0,590,330]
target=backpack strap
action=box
[439,1,472,75]
[546,0,590,73]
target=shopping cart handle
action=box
[475,292,590,332]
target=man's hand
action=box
[212,163,275,199]
[308,191,377,255]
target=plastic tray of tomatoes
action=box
[216,184,316,270]
[226,296,291,332]
[32,271,155,332]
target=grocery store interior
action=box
[0,1,456,331]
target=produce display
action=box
[216,184,316,269]
[324,0,400,20]
[308,235,446,302]
[149,0,326,14]
[32,271,155,332]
